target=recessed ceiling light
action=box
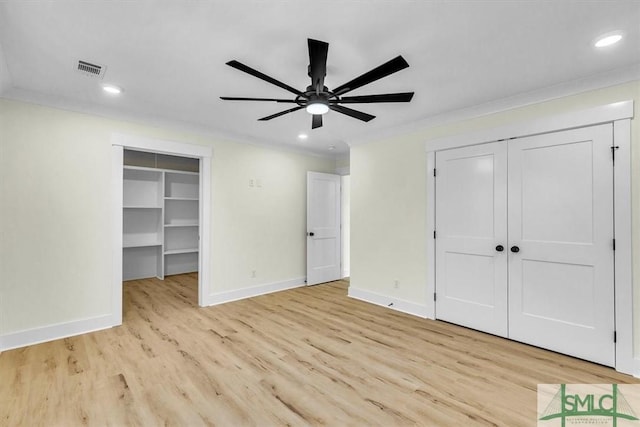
[102,84,123,95]
[298,133,308,140]
[594,32,623,48]
[328,145,335,150]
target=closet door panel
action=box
[507,124,615,367]
[435,141,508,337]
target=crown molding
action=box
[0,87,338,159]
[3,62,638,156]
[346,63,640,147]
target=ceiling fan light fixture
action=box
[306,101,329,115]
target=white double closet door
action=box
[435,124,615,366]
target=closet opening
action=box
[111,133,213,326]
[123,149,200,290]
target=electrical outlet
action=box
[393,280,399,289]
[249,179,255,187]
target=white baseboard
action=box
[0,278,306,352]
[203,277,306,306]
[0,314,115,352]
[348,287,429,318]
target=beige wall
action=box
[0,98,334,336]
[351,81,640,351]
[0,42,10,95]
[335,153,350,171]
[211,140,332,291]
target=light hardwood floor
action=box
[1,274,637,426]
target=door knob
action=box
[495,245,504,252]
[510,246,520,253]
[308,232,315,237]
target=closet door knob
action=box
[308,232,315,237]
[510,246,520,253]
[495,245,504,252]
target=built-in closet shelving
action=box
[163,171,199,276]
[122,150,199,281]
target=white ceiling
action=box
[0,1,639,155]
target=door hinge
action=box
[614,331,617,343]
[433,230,436,239]
[611,145,620,163]
[434,292,437,302]
[613,238,616,251]
[433,168,437,177]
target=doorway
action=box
[306,171,342,285]
[111,133,213,326]
[122,149,200,283]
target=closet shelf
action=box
[164,248,199,255]
[123,242,162,249]
[164,223,198,228]
[124,205,162,209]
[164,197,199,201]
[125,165,198,176]
[165,169,199,176]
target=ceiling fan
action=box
[221,38,414,129]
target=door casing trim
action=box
[111,133,213,326]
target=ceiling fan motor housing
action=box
[303,86,332,106]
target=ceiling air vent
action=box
[76,60,106,78]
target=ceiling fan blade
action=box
[332,56,410,96]
[333,92,414,104]
[258,106,304,121]
[220,96,297,103]
[330,105,375,122]
[312,114,323,129]
[226,60,304,97]
[308,39,329,92]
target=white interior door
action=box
[508,124,615,366]
[435,141,508,337]
[307,172,341,286]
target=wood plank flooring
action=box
[1,273,637,426]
